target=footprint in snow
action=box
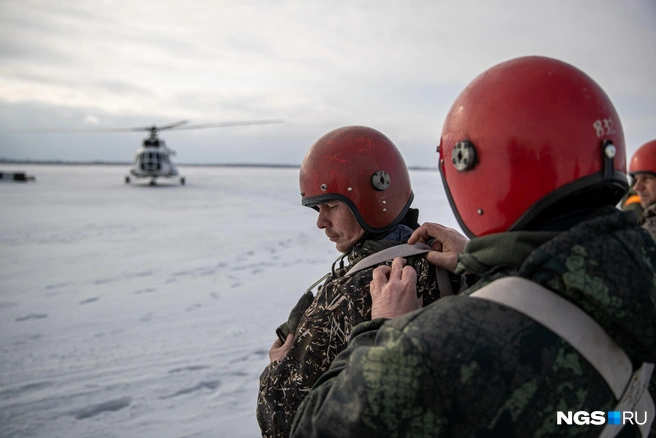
[45,282,72,290]
[172,270,194,277]
[70,397,132,419]
[0,381,54,400]
[128,271,153,278]
[16,314,48,322]
[160,381,221,399]
[94,278,113,285]
[168,365,210,374]
[133,288,157,295]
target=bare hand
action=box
[370,257,422,319]
[269,333,295,363]
[407,222,468,272]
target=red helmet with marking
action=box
[300,126,413,233]
[629,140,656,177]
[438,56,628,238]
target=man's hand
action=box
[269,333,294,363]
[408,222,469,272]
[370,257,422,319]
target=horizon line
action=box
[0,159,438,171]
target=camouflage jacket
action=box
[641,203,656,242]
[257,224,453,438]
[290,207,656,438]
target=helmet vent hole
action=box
[371,171,391,191]
[452,141,477,171]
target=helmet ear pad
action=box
[300,126,414,234]
[439,56,627,238]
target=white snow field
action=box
[0,164,458,438]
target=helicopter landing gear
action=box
[180,176,186,185]
[125,176,131,184]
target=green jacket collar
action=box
[456,205,623,277]
[456,231,558,276]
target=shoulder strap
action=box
[471,276,654,438]
[346,243,433,276]
[345,243,454,297]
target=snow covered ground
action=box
[0,164,458,438]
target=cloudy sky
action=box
[0,0,654,166]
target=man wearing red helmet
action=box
[290,58,656,437]
[629,140,656,241]
[256,126,456,438]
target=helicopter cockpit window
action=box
[139,151,163,171]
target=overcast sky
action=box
[0,0,654,166]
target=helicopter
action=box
[119,119,283,185]
[15,119,284,185]
[128,121,185,185]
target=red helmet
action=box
[439,56,627,238]
[300,126,413,233]
[629,140,656,177]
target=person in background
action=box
[256,125,457,438]
[290,56,656,437]
[628,139,656,241]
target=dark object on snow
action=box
[0,171,36,182]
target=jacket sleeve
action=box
[289,315,442,438]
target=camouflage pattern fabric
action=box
[641,203,656,242]
[256,225,450,438]
[290,207,656,437]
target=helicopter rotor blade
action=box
[12,122,189,134]
[168,119,284,130]
[11,127,153,133]
[156,120,190,131]
[11,119,283,134]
